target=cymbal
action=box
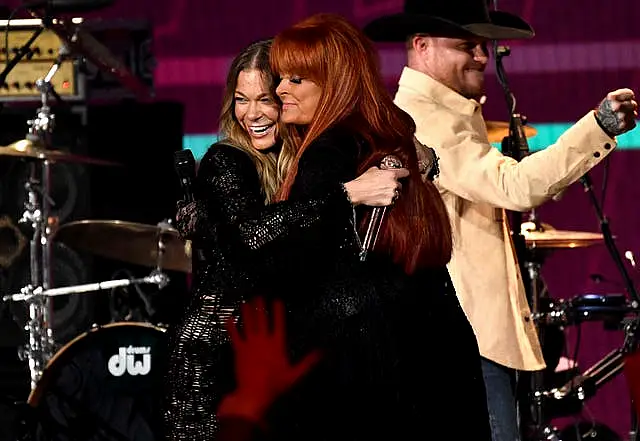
[54,220,191,273]
[0,139,121,166]
[486,121,538,144]
[521,222,604,249]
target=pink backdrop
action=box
[4,0,640,436]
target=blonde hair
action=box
[218,39,290,203]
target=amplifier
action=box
[0,60,81,100]
[0,25,67,61]
[0,18,153,102]
[0,19,84,101]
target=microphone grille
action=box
[380,155,403,170]
[174,149,195,177]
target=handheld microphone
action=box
[174,149,197,202]
[359,155,403,262]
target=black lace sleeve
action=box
[190,141,355,252]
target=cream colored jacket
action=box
[394,67,616,370]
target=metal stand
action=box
[3,271,169,302]
[521,210,561,439]
[15,52,65,390]
[493,41,560,440]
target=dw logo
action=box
[108,346,152,376]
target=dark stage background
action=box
[0,0,639,438]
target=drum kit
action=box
[487,41,640,440]
[512,212,640,440]
[0,105,189,440]
[0,14,189,441]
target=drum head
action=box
[28,322,167,441]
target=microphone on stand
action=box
[508,114,530,160]
[359,155,403,262]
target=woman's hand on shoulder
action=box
[343,166,409,206]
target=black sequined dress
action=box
[163,128,491,441]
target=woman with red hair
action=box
[254,13,490,440]
[174,14,491,441]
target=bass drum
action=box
[28,322,168,441]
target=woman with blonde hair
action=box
[163,38,406,441]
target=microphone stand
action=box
[580,173,639,313]
[494,41,558,441]
[580,172,640,441]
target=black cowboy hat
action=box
[363,0,534,42]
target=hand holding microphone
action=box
[342,158,407,206]
[173,149,199,245]
[356,155,404,261]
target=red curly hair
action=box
[271,13,452,272]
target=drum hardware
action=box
[2,269,169,302]
[486,119,538,144]
[521,221,605,250]
[533,293,634,328]
[539,344,629,426]
[518,210,620,440]
[0,138,122,166]
[25,321,167,441]
[106,268,160,323]
[29,218,181,324]
[516,210,633,438]
[6,44,71,391]
[1,41,126,392]
[548,172,640,441]
[53,218,192,273]
[579,173,640,311]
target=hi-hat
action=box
[0,139,121,166]
[486,121,538,144]
[54,219,191,273]
[521,222,604,249]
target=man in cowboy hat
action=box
[364,1,637,440]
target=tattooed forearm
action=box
[596,99,624,137]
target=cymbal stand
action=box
[14,45,68,391]
[580,173,640,441]
[154,219,174,278]
[523,253,559,440]
[130,219,173,319]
